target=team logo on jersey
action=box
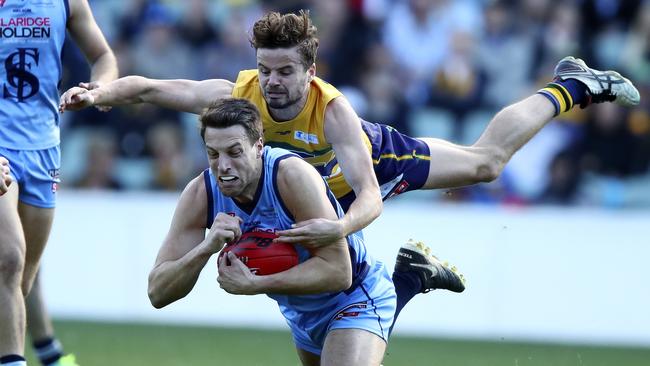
[294,130,319,144]
[3,48,40,102]
[275,130,291,136]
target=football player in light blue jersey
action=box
[0,0,117,365]
[148,98,396,366]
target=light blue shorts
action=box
[287,261,396,355]
[0,146,60,208]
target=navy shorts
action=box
[338,121,430,211]
[0,146,60,208]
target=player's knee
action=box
[0,245,25,289]
[21,264,39,295]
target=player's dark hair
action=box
[199,98,263,144]
[250,9,318,69]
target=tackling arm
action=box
[60,76,234,115]
[245,157,352,294]
[276,97,382,246]
[324,97,383,236]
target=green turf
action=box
[25,320,650,366]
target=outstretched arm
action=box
[60,76,234,115]
[421,94,557,189]
[67,0,118,85]
[217,157,352,295]
[148,175,241,308]
[276,97,382,246]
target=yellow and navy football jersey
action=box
[232,70,372,199]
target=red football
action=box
[218,230,299,275]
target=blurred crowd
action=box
[59,0,650,207]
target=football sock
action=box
[537,78,588,116]
[0,355,26,366]
[389,270,422,335]
[33,338,63,366]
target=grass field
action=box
[25,320,650,366]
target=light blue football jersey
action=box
[204,146,376,314]
[0,0,69,149]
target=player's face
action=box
[256,47,314,109]
[204,126,263,202]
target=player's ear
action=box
[307,63,316,82]
[255,138,263,158]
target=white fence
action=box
[41,191,650,347]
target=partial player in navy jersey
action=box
[148,99,395,365]
[0,0,117,365]
[60,10,640,341]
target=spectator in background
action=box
[130,4,193,79]
[537,149,581,204]
[532,1,582,81]
[148,123,194,191]
[323,3,382,89]
[176,0,219,50]
[621,1,650,85]
[357,46,411,134]
[200,11,257,81]
[116,0,156,44]
[383,0,482,105]
[579,103,647,177]
[478,0,535,108]
[429,29,485,137]
[306,0,349,80]
[73,131,123,190]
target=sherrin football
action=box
[218,230,298,275]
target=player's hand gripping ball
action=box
[218,231,298,275]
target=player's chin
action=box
[218,184,243,198]
[265,97,289,109]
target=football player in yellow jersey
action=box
[59,10,640,335]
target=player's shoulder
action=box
[180,172,209,207]
[276,154,309,178]
[170,172,210,229]
[276,155,322,193]
[323,94,348,116]
[312,76,343,98]
[323,94,360,136]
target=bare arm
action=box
[275,97,382,246]
[148,175,241,308]
[218,157,352,295]
[324,97,383,235]
[60,76,234,115]
[66,0,117,84]
[422,94,557,188]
